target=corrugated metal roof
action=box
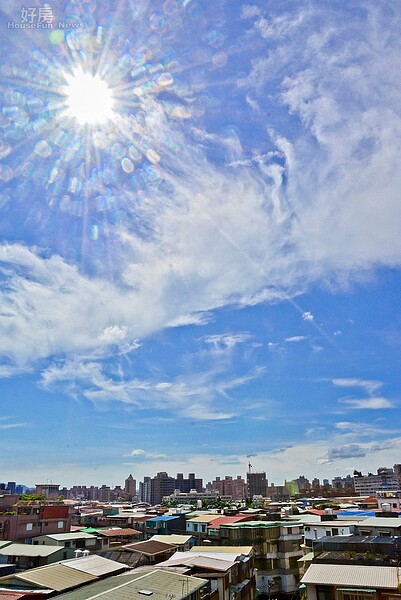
[357,517,401,527]
[62,555,126,576]
[35,532,97,541]
[146,515,178,522]
[0,543,12,551]
[53,569,208,600]
[149,534,193,545]
[190,545,253,555]
[187,515,222,523]
[161,554,233,571]
[301,564,400,589]
[122,540,176,555]
[0,544,62,557]
[16,564,97,591]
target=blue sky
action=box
[0,0,401,488]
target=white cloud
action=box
[241,5,262,19]
[339,397,394,410]
[41,358,260,420]
[127,448,167,460]
[203,333,251,349]
[0,2,401,421]
[333,378,383,395]
[284,335,306,343]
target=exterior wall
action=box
[304,523,355,547]
[247,473,268,498]
[220,522,302,595]
[33,534,97,549]
[0,504,70,543]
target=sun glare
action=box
[63,68,115,125]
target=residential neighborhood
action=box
[1,466,401,598]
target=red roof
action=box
[97,528,141,537]
[207,515,254,529]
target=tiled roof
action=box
[95,528,140,537]
[301,564,401,589]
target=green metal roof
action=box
[55,569,208,600]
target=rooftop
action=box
[54,568,208,600]
[302,564,401,589]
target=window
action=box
[26,523,33,531]
[337,590,376,600]
[332,528,339,536]
[286,527,292,534]
[57,521,64,529]
[326,531,332,536]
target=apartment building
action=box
[219,520,303,596]
[0,503,70,543]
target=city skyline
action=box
[1,1,401,487]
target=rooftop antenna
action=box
[248,462,252,474]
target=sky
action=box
[0,0,401,489]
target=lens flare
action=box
[62,68,115,125]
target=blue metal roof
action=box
[337,510,377,516]
[146,515,178,522]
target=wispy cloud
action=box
[339,397,393,410]
[333,378,383,395]
[126,448,168,460]
[284,335,306,343]
[41,358,261,420]
[0,417,26,430]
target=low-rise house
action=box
[114,539,178,565]
[0,504,70,543]
[32,532,98,551]
[301,563,401,600]
[186,514,222,541]
[159,545,255,600]
[219,520,303,596]
[0,542,75,569]
[0,555,126,596]
[303,521,356,547]
[354,516,401,537]
[145,515,186,537]
[311,533,401,566]
[84,527,141,548]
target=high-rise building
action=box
[139,477,151,503]
[150,472,175,505]
[209,475,247,500]
[353,467,399,496]
[247,471,268,498]
[175,473,202,493]
[124,474,136,498]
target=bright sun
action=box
[63,68,115,125]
